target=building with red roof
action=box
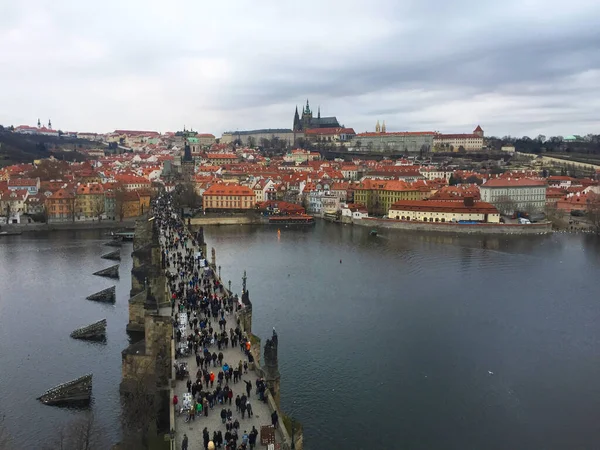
[354,128,435,153]
[202,183,256,211]
[480,178,547,214]
[433,126,485,152]
[389,197,500,223]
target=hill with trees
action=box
[0,127,93,166]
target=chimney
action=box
[464,196,474,207]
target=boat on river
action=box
[0,231,22,236]
[110,230,135,241]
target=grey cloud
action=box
[1,0,600,136]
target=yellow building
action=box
[388,198,500,223]
[75,183,105,220]
[202,183,256,211]
[354,180,429,216]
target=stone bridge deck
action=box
[160,232,284,449]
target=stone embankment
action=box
[353,217,553,234]
[189,215,265,226]
[0,219,137,233]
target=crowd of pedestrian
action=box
[153,195,277,450]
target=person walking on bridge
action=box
[181,433,188,450]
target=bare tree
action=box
[494,195,517,216]
[91,196,105,221]
[120,356,164,450]
[173,182,200,211]
[545,203,566,227]
[587,194,600,234]
[114,187,128,222]
[43,412,107,450]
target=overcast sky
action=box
[1,0,599,138]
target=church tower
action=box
[181,138,195,182]
[382,121,386,133]
[376,120,381,133]
[37,118,41,128]
[293,106,301,132]
[301,99,313,130]
[48,119,52,129]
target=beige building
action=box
[388,198,500,223]
[433,126,485,151]
[480,178,547,214]
[221,129,296,146]
[353,130,435,153]
[283,149,320,164]
[419,167,453,181]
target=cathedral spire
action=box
[305,99,311,115]
[376,120,381,133]
[318,106,320,119]
[382,121,386,133]
[293,106,301,132]
[37,118,41,128]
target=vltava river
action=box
[1,224,600,449]
[205,222,600,450]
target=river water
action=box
[1,224,600,449]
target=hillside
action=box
[0,130,94,166]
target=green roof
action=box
[187,137,199,143]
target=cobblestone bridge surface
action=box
[158,217,283,449]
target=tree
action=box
[495,195,517,215]
[355,140,362,151]
[587,193,600,234]
[458,145,466,154]
[172,182,200,211]
[28,159,69,181]
[247,136,256,148]
[120,355,166,450]
[114,187,128,222]
[44,412,107,450]
[91,196,105,221]
[259,138,270,149]
[465,175,483,185]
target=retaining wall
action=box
[1,219,137,233]
[353,218,552,234]
[189,216,263,226]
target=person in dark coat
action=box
[249,426,258,450]
[203,427,210,449]
[182,434,188,450]
[271,410,279,429]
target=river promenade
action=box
[155,203,288,449]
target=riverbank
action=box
[0,219,137,234]
[353,217,553,234]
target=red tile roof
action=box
[8,178,38,186]
[356,131,435,137]
[203,184,255,196]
